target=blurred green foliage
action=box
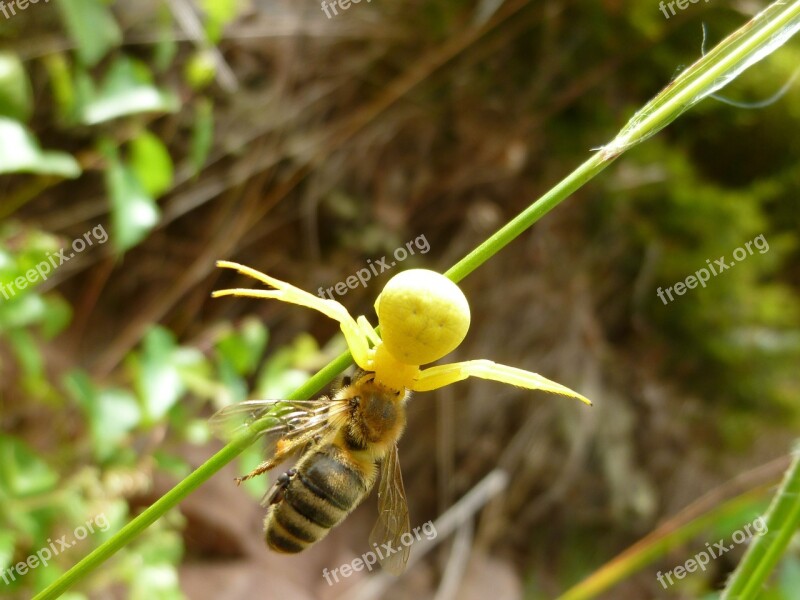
[602,137,800,430]
[0,4,310,594]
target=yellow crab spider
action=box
[212,260,591,405]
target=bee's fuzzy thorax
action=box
[330,373,409,465]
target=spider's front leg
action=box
[356,315,381,347]
[412,359,591,405]
[213,260,372,369]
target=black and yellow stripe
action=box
[265,444,373,553]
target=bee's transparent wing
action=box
[209,397,346,482]
[369,443,410,575]
[209,399,327,440]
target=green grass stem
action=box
[722,442,800,599]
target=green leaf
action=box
[189,98,214,175]
[65,371,141,461]
[241,318,269,363]
[81,57,179,125]
[43,54,77,123]
[63,370,94,406]
[215,354,248,405]
[137,327,184,423]
[0,434,58,498]
[0,293,47,328]
[0,118,81,177]
[779,557,800,596]
[184,419,211,446]
[56,0,122,67]
[255,333,320,398]
[215,318,268,376]
[129,131,174,197]
[257,367,312,400]
[201,0,240,43]
[102,140,160,252]
[5,328,43,380]
[128,527,183,600]
[40,295,73,338]
[184,50,217,90]
[153,26,178,73]
[92,389,142,460]
[132,564,181,600]
[0,52,32,121]
[154,452,191,479]
[0,529,15,571]
[171,346,215,401]
[0,227,73,340]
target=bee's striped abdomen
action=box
[265,444,373,553]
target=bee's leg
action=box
[235,457,281,484]
[213,261,372,370]
[412,359,592,405]
[235,431,314,484]
[262,468,297,506]
[235,438,302,483]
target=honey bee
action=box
[211,368,412,574]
